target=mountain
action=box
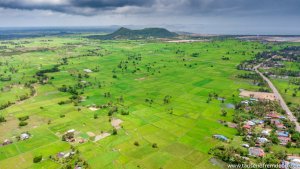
[88,27,178,40]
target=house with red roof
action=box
[278,136,291,145]
[249,147,265,157]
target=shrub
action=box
[191,53,199,57]
[120,110,129,115]
[33,155,42,163]
[18,115,29,121]
[19,121,28,127]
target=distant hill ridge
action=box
[88,27,178,40]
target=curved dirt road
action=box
[254,60,300,132]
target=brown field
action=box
[239,90,277,101]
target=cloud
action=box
[0,0,299,16]
[0,0,155,15]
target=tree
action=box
[221,110,227,117]
[134,141,139,146]
[270,132,280,144]
[163,95,172,104]
[274,150,287,159]
[152,143,158,148]
[112,128,118,135]
[286,142,292,148]
[291,132,300,142]
[0,116,6,123]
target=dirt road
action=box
[254,58,300,132]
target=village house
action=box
[83,69,93,73]
[243,120,257,131]
[213,135,229,142]
[57,151,75,159]
[68,129,75,133]
[249,98,258,102]
[246,121,256,126]
[278,136,291,145]
[290,159,300,169]
[271,119,286,129]
[78,138,85,144]
[57,152,65,158]
[249,147,265,157]
[277,131,289,137]
[285,156,300,169]
[261,129,271,136]
[257,137,268,144]
[62,129,76,142]
[265,112,280,119]
[242,144,249,148]
[251,119,264,125]
[20,133,30,140]
[243,124,252,130]
[2,139,13,146]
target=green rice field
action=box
[0,36,271,169]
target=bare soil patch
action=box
[111,118,123,130]
[89,107,99,111]
[87,132,95,137]
[135,77,146,81]
[94,132,111,142]
[239,90,276,101]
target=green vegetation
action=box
[1,34,299,169]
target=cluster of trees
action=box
[35,65,59,84]
[62,132,74,142]
[268,69,300,77]
[221,56,230,60]
[206,92,225,104]
[48,146,90,169]
[0,75,12,82]
[289,78,300,86]
[236,51,274,71]
[237,73,260,80]
[113,53,143,74]
[209,146,249,165]
[0,101,14,110]
[237,73,269,90]
[145,98,154,106]
[163,95,172,104]
[0,84,36,112]
[18,115,29,127]
[278,46,300,61]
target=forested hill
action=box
[88,27,178,40]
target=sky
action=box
[0,0,299,35]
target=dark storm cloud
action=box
[0,0,155,15]
[0,0,299,16]
[71,0,154,8]
[170,0,300,16]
